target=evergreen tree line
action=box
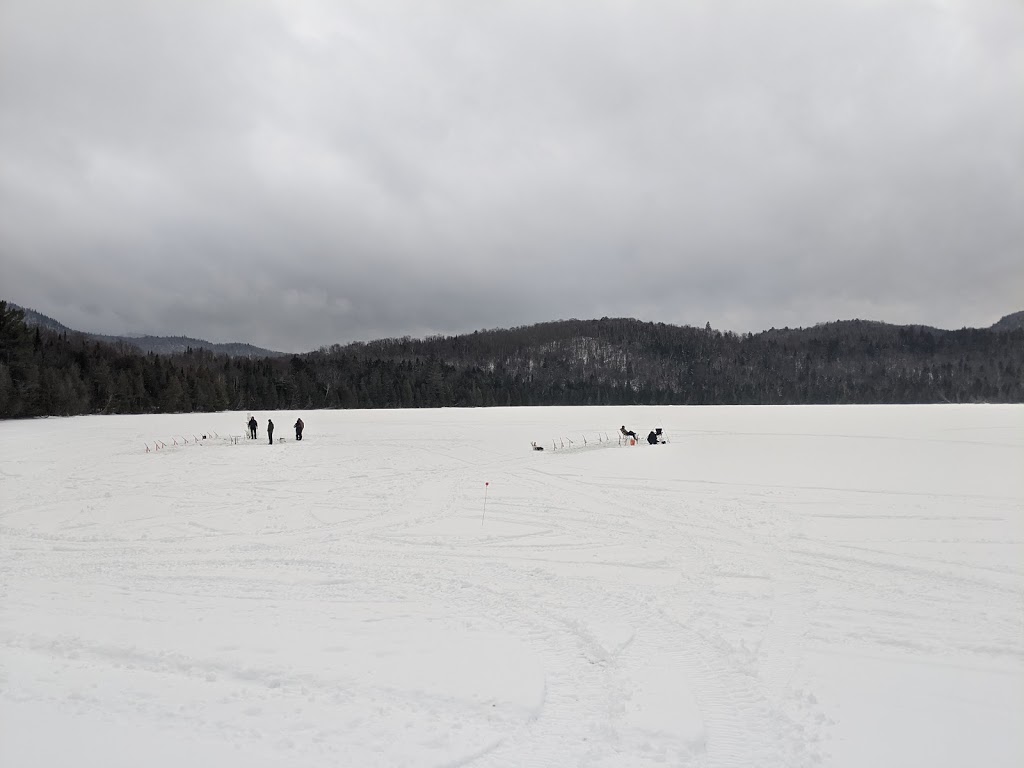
[2,302,1021,419]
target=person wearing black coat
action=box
[267,419,274,445]
[248,416,258,440]
[294,417,304,441]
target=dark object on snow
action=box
[267,419,274,445]
[620,425,638,440]
[531,441,544,451]
[647,430,659,445]
[248,416,258,440]
[294,417,304,441]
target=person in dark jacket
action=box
[267,419,274,445]
[647,430,660,445]
[620,425,638,440]
[294,417,304,441]
[248,416,258,440]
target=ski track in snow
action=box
[1,405,1022,768]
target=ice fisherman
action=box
[267,418,274,445]
[620,425,638,440]
[294,417,304,441]
[647,430,660,445]
[248,416,258,440]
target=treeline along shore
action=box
[2,301,1022,418]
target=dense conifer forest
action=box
[1,301,1021,418]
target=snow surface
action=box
[1,405,1022,768]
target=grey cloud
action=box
[1,0,1022,351]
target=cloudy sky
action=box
[2,0,1022,352]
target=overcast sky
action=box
[2,0,1022,352]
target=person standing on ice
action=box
[267,418,274,445]
[294,417,304,441]
[248,416,258,440]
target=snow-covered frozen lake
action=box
[2,405,1022,767]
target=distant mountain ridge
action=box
[3,299,1022,417]
[330,313,1024,369]
[330,314,1024,382]
[990,311,1024,332]
[12,305,285,358]
[8,300,1023,362]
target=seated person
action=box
[647,430,660,445]
[621,425,638,440]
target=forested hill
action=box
[990,311,1024,332]
[332,316,1024,404]
[13,304,284,359]
[1,301,1022,418]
